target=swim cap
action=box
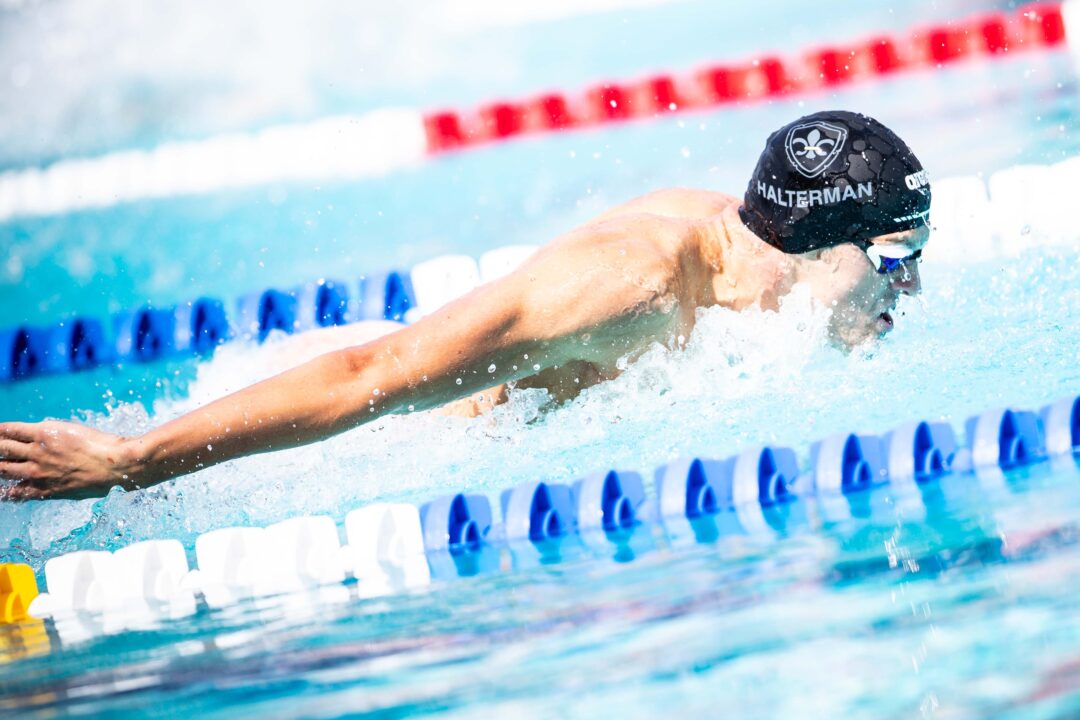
[739,110,931,254]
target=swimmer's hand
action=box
[0,421,136,501]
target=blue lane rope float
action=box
[359,270,416,323]
[732,445,799,506]
[1041,395,1080,456]
[965,408,1046,470]
[113,307,178,363]
[45,318,110,374]
[499,482,578,567]
[296,281,351,332]
[0,327,51,381]
[573,470,646,535]
[500,481,575,544]
[882,420,957,482]
[236,288,301,342]
[810,433,888,494]
[174,298,231,355]
[420,493,498,579]
[655,458,726,520]
[420,493,492,556]
[6,393,1078,639]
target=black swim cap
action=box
[739,110,931,254]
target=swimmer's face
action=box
[805,224,928,347]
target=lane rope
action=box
[2,392,1076,651]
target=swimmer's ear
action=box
[801,247,830,262]
[816,245,863,264]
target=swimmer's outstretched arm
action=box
[0,230,676,500]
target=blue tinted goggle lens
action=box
[875,248,922,274]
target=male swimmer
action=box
[0,110,931,500]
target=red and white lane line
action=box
[424,2,1070,151]
[0,1,1073,223]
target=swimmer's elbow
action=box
[338,344,376,379]
[324,345,401,422]
[321,346,380,406]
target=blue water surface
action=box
[1,0,1080,717]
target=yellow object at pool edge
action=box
[0,563,39,623]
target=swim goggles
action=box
[862,242,923,275]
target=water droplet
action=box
[372,388,380,396]
[533,364,541,371]
[455,378,463,385]
[487,364,497,373]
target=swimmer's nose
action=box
[891,260,922,296]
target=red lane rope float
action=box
[424,1,1068,153]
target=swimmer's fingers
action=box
[0,422,39,443]
[0,460,32,479]
[1,484,48,502]
[0,461,42,502]
[0,461,59,502]
[0,439,33,462]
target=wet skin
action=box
[0,188,925,500]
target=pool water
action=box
[2,0,1080,717]
[4,460,1080,717]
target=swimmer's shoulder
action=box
[531,188,736,288]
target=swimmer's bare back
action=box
[0,189,740,500]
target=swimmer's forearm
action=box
[117,348,408,485]
[116,330,550,487]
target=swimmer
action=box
[0,110,931,500]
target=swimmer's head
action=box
[737,111,931,347]
[739,110,931,255]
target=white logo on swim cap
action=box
[784,121,848,179]
[904,169,930,190]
